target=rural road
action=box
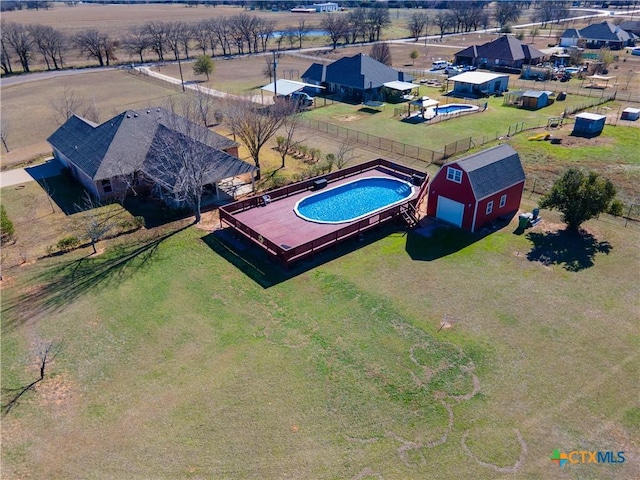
[2,7,636,90]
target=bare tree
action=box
[370,42,392,66]
[495,2,523,30]
[346,8,367,44]
[74,191,119,254]
[3,22,34,72]
[321,13,349,50]
[224,98,292,181]
[144,104,228,223]
[144,21,168,61]
[1,24,14,74]
[262,55,275,83]
[29,24,66,70]
[50,86,99,125]
[122,26,151,64]
[2,342,61,416]
[335,141,356,170]
[295,19,309,49]
[406,12,429,41]
[74,29,117,67]
[0,119,10,153]
[256,18,275,52]
[366,6,391,42]
[434,12,454,40]
[276,107,304,168]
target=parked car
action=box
[445,66,462,76]
[431,60,451,70]
[290,91,314,107]
[461,65,477,72]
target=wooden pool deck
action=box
[219,159,429,264]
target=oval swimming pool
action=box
[294,177,414,224]
[436,104,479,115]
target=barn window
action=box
[446,167,462,184]
[101,179,113,193]
[500,194,507,208]
[486,201,494,215]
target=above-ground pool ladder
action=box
[400,205,419,228]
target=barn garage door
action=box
[436,196,464,227]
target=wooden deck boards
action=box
[232,168,418,250]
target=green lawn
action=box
[2,201,638,479]
[303,92,618,152]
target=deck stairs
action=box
[400,206,420,228]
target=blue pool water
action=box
[295,177,414,224]
[436,104,475,115]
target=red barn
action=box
[426,144,525,232]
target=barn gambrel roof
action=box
[451,144,525,200]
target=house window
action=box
[446,167,462,184]
[500,194,507,208]
[101,179,113,193]
[486,201,494,215]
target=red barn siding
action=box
[426,166,475,225]
[473,182,524,231]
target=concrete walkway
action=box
[0,158,63,188]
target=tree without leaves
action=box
[74,191,119,254]
[346,8,367,44]
[145,102,228,223]
[51,86,99,125]
[262,55,275,82]
[0,119,10,153]
[224,98,293,181]
[494,2,523,30]
[122,26,151,64]
[3,22,34,72]
[335,141,356,170]
[276,107,304,168]
[144,22,169,61]
[30,24,66,70]
[74,29,117,67]
[295,19,309,49]
[434,12,454,40]
[2,342,61,416]
[406,11,429,41]
[193,55,214,81]
[1,25,14,74]
[370,42,392,66]
[365,6,391,42]
[539,168,616,231]
[321,13,349,49]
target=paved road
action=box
[0,66,117,88]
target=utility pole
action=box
[273,51,278,99]
[177,54,185,92]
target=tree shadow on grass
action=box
[1,226,188,332]
[35,174,88,215]
[201,222,405,288]
[525,229,612,272]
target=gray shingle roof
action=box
[579,22,634,42]
[302,53,413,90]
[455,35,545,63]
[453,144,525,200]
[47,108,251,182]
[561,28,581,39]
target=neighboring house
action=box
[47,108,255,203]
[561,22,637,50]
[572,112,606,136]
[426,144,525,232]
[449,71,509,97]
[302,53,414,102]
[619,20,640,37]
[521,90,553,110]
[454,36,545,71]
[560,28,582,48]
[313,2,340,12]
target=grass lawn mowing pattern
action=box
[1,212,638,479]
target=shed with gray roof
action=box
[426,144,525,232]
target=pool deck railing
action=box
[219,158,429,265]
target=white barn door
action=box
[436,196,464,227]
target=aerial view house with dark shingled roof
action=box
[454,35,545,71]
[302,53,413,102]
[47,108,255,204]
